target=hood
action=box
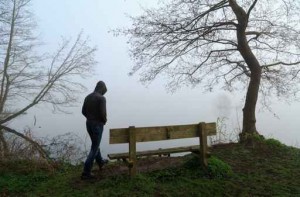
[94,81,107,95]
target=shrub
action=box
[264,138,285,148]
[207,156,233,179]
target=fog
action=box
[10,0,300,158]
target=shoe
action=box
[81,173,97,180]
[99,159,109,169]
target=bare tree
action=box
[0,0,97,157]
[120,0,300,141]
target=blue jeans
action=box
[83,120,104,175]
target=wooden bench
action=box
[108,122,216,176]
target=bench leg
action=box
[129,160,136,177]
[199,122,208,167]
[129,126,137,177]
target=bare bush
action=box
[2,129,86,165]
[42,132,87,165]
[209,117,240,145]
[5,128,45,160]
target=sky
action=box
[10,0,300,157]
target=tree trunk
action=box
[242,71,261,135]
[0,129,8,158]
[239,57,261,142]
[229,0,262,142]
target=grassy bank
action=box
[1,138,300,196]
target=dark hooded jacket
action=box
[82,81,107,124]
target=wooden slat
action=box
[108,145,200,160]
[110,122,216,144]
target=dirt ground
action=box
[83,144,230,179]
[95,156,185,178]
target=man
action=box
[81,81,108,180]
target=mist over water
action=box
[12,88,300,161]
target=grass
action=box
[1,138,300,196]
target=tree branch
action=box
[262,61,300,68]
[247,0,258,19]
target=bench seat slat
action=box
[108,145,200,160]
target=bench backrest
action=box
[110,122,216,144]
